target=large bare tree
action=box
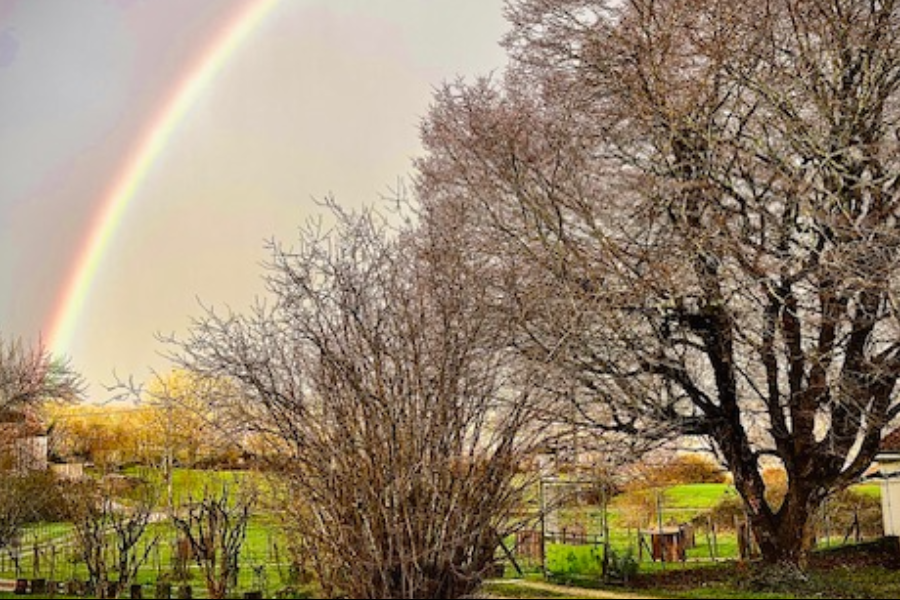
[169,204,546,598]
[416,0,900,568]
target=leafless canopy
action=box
[170,204,547,598]
[66,479,159,599]
[0,336,83,412]
[416,0,900,566]
[172,483,253,600]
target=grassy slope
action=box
[661,484,733,508]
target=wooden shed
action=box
[641,524,695,562]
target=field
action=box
[0,469,312,598]
[0,471,890,598]
[488,480,890,599]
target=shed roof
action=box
[881,428,900,453]
[0,407,45,437]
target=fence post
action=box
[705,515,715,562]
[539,479,547,578]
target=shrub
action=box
[706,492,746,531]
[614,488,660,529]
[665,454,727,485]
[604,547,639,583]
[547,544,602,580]
[819,487,883,541]
[761,467,788,510]
[623,453,726,490]
[1,470,71,525]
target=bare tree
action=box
[1,336,83,470]
[0,471,68,574]
[0,336,83,569]
[416,0,900,568]
[0,336,83,412]
[131,370,243,514]
[67,479,159,598]
[168,203,546,598]
[171,483,253,600]
[0,484,24,566]
[110,487,160,595]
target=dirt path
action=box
[485,579,672,599]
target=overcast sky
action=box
[0,0,509,399]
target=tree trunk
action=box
[739,478,822,568]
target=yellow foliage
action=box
[46,369,242,470]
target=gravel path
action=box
[484,579,672,599]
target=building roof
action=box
[881,428,900,454]
[0,407,45,437]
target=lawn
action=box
[3,474,889,598]
[661,483,734,509]
[0,468,306,597]
[503,479,889,598]
[485,538,900,599]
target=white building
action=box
[0,408,49,472]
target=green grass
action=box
[545,544,604,579]
[482,580,583,598]
[656,587,804,599]
[0,468,295,597]
[502,481,892,599]
[487,554,900,599]
[4,475,888,598]
[662,484,735,509]
[851,482,882,500]
[19,522,72,544]
[654,564,900,599]
[126,466,255,506]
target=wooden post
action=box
[539,479,547,578]
[31,578,46,594]
[656,491,666,569]
[601,485,610,581]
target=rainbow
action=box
[47,0,281,356]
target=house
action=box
[874,428,900,536]
[0,407,49,471]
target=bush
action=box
[706,492,746,531]
[614,488,659,529]
[2,470,70,523]
[604,547,639,583]
[665,454,727,485]
[546,544,602,579]
[820,487,883,541]
[624,453,727,489]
